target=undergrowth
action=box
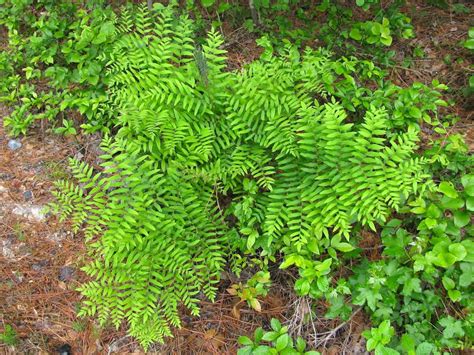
[1,0,472,353]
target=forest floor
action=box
[0,1,473,354]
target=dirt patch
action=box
[0,111,90,354]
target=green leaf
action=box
[253,345,273,355]
[459,263,473,287]
[401,334,415,355]
[461,240,474,262]
[275,334,290,351]
[447,289,461,302]
[448,243,467,261]
[92,33,106,46]
[92,22,115,45]
[380,35,393,46]
[280,256,296,269]
[464,38,474,50]
[262,331,279,342]
[440,196,464,210]
[423,218,437,229]
[439,316,465,338]
[411,206,426,214]
[425,204,442,218]
[442,276,455,290]
[415,342,436,355]
[376,347,400,355]
[254,327,264,342]
[408,107,422,119]
[438,181,458,198]
[247,230,257,249]
[270,318,282,332]
[466,197,474,211]
[237,347,252,355]
[217,2,231,13]
[434,252,457,268]
[350,28,362,41]
[201,0,216,7]
[238,336,253,346]
[354,287,382,310]
[249,298,261,312]
[367,338,377,351]
[378,320,392,337]
[296,337,306,352]
[295,278,311,295]
[317,276,329,292]
[333,242,355,252]
[453,210,470,228]
[385,219,402,228]
[461,174,474,196]
[402,278,421,295]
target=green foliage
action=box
[45,1,456,349]
[355,0,380,11]
[52,139,232,348]
[452,3,470,14]
[350,18,393,47]
[362,320,398,354]
[238,318,320,355]
[49,3,235,348]
[0,0,117,135]
[72,320,87,332]
[53,119,77,136]
[347,174,474,352]
[228,271,271,312]
[424,133,473,178]
[463,28,474,96]
[243,0,414,66]
[38,1,469,352]
[0,324,18,346]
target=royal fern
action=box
[51,1,433,348]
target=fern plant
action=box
[51,3,237,348]
[51,2,435,348]
[53,137,232,346]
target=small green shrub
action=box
[227,271,271,312]
[0,0,117,135]
[238,318,319,355]
[347,175,474,352]
[362,320,397,354]
[350,18,393,47]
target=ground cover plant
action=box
[0,0,472,353]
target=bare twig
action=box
[314,307,362,349]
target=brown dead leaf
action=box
[232,302,241,320]
[67,330,80,341]
[204,329,217,339]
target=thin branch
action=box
[314,307,362,348]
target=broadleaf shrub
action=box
[0,0,117,135]
[347,174,474,352]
